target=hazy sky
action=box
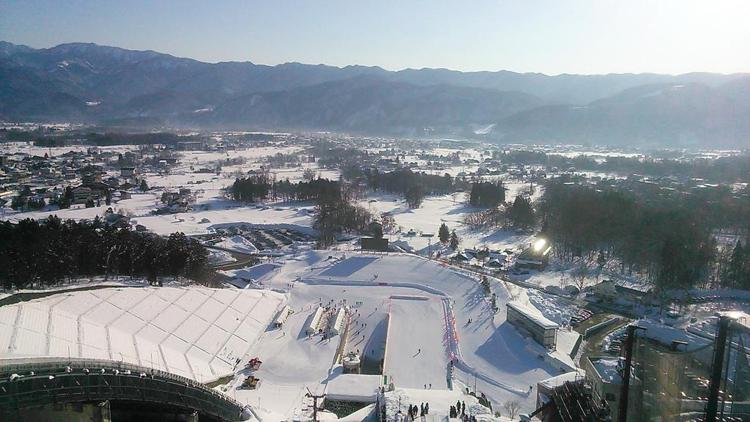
[1,0,748,75]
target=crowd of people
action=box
[403,402,429,420]
[396,399,480,421]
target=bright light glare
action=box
[533,239,547,252]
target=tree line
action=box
[537,181,733,291]
[230,175,340,203]
[312,185,373,248]
[343,167,457,208]
[468,181,505,207]
[229,174,373,248]
[463,194,535,231]
[496,150,750,184]
[718,241,750,290]
[0,216,210,290]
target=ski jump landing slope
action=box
[305,254,562,405]
[384,296,449,389]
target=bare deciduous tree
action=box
[504,400,520,420]
[571,261,590,291]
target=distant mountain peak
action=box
[1,41,748,146]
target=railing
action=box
[0,357,248,421]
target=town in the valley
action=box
[2,125,749,421]
[2,2,750,420]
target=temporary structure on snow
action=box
[273,305,292,328]
[306,306,325,335]
[328,307,347,336]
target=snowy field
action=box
[9,193,315,236]
[0,286,285,383]
[360,185,540,256]
[3,143,326,237]
[4,141,545,260]
[4,138,537,244]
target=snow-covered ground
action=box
[5,142,542,260]
[216,235,260,254]
[2,141,591,420]
[386,297,449,389]
[384,387,510,421]
[208,248,237,265]
[8,194,315,236]
[360,188,539,256]
[0,250,580,420]
[220,252,579,418]
[3,143,324,237]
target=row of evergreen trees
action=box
[314,199,373,248]
[0,216,210,290]
[229,174,373,248]
[438,223,460,250]
[463,194,536,231]
[230,175,340,203]
[468,182,505,207]
[312,185,373,248]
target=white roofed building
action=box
[506,301,559,349]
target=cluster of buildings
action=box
[451,239,551,273]
[158,188,195,213]
[0,144,183,213]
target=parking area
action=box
[197,225,315,251]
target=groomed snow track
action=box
[304,272,529,395]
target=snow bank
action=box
[384,388,503,422]
[221,263,281,284]
[215,235,259,254]
[207,249,237,265]
[326,373,382,402]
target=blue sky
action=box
[1,0,748,75]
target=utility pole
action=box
[306,388,325,422]
[706,315,732,422]
[618,324,645,422]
